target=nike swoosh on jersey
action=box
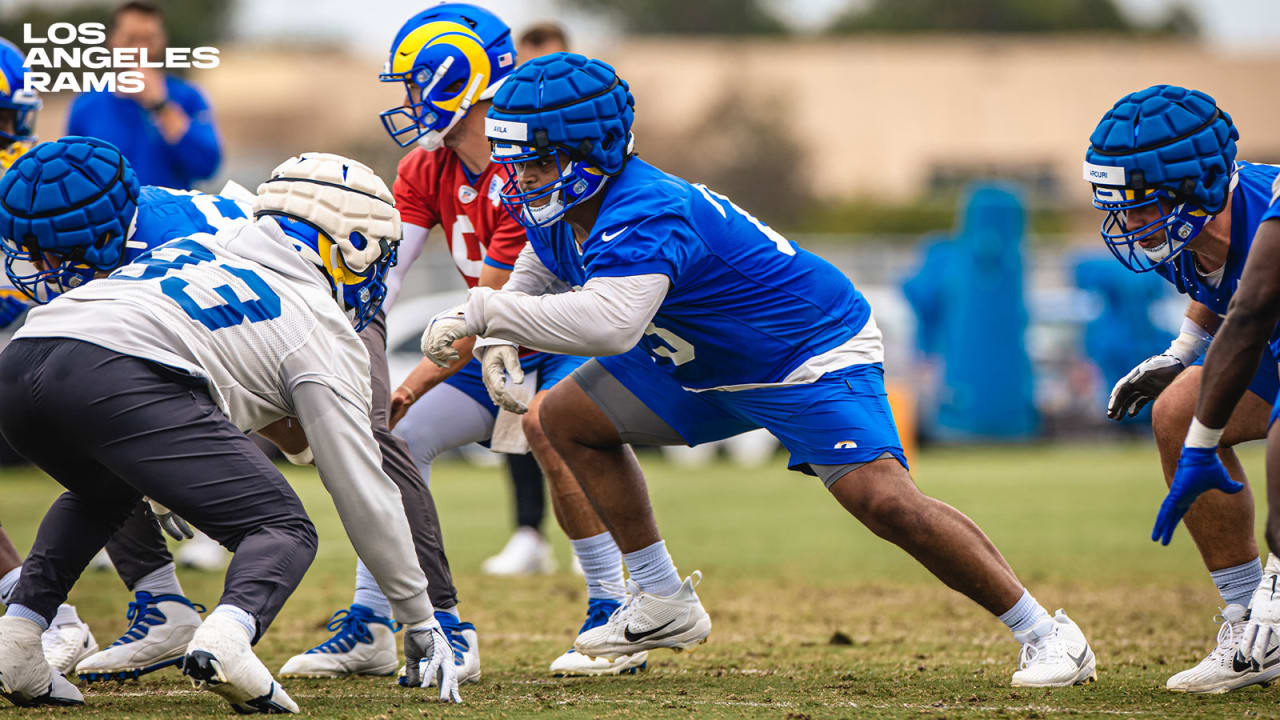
[601,226,629,242]
[623,618,676,642]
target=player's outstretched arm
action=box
[422,274,669,365]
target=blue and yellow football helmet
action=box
[379,3,516,149]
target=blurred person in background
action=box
[1085,85,1278,693]
[517,21,569,60]
[66,0,221,189]
[476,18,577,578]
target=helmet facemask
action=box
[1089,172,1223,274]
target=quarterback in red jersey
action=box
[280,3,649,680]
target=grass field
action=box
[3,441,1279,719]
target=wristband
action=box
[397,385,417,404]
[1184,417,1224,449]
[1166,318,1214,366]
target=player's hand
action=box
[478,343,527,414]
[422,304,478,368]
[1108,353,1185,419]
[146,498,194,541]
[1152,445,1244,545]
[403,622,461,703]
[389,386,417,429]
[1240,554,1280,668]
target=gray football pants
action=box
[359,313,457,610]
[0,338,317,640]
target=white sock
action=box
[1211,559,1262,609]
[999,589,1051,635]
[622,540,681,597]
[0,565,20,606]
[132,562,184,598]
[52,603,81,627]
[352,559,393,619]
[5,603,48,631]
[209,604,256,641]
[570,531,625,601]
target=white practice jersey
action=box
[17,218,368,432]
[15,218,433,625]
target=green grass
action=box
[2,441,1278,718]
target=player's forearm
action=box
[503,243,572,296]
[471,274,668,356]
[402,336,474,396]
[1185,300,1222,336]
[291,382,432,625]
[257,417,309,456]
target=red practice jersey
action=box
[393,147,527,288]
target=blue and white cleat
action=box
[77,591,204,683]
[399,611,480,686]
[551,598,648,677]
[279,604,399,678]
[183,613,297,714]
[0,616,84,707]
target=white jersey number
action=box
[694,184,795,256]
[644,322,696,366]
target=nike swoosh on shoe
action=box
[623,619,676,643]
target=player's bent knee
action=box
[830,460,923,537]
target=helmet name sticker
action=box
[485,117,528,142]
[1083,161,1125,185]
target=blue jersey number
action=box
[112,238,282,330]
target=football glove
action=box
[421,300,483,368]
[146,498,194,541]
[1152,445,1243,545]
[477,341,527,414]
[403,621,461,703]
[1241,553,1280,668]
[1107,353,1184,419]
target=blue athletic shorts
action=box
[598,345,907,473]
[1194,342,1279,407]
[446,351,588,417]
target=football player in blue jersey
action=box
[1085,85,1280,693]
[421,53,1097,688]
[1136,104,1280,680]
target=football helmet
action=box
[379,3,516,149]
[253,153,400,331]
[0,38,39,148]
[0,137,139,303]
[485,53,634,229]
[1084,84,1237,273]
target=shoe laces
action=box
[114,592,206,647]
[309,605,400,655]
[579,598,622,635]
[1209,610,1246,660]
[433,612,475,665]
[1017,624,1064,669]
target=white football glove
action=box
[1107,353,1184,419]
[403,621,461,703]
[421,298,486,368]
[477,341,527,414]
[146,498,194,541]
[1241,554,1280,669]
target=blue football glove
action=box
[1152,445,1244,546]
[0,296,27,329]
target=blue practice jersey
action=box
[528,158,872,390]
[128,186,252,263]
[1155,161,1280,313]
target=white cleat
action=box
[1011,609,1097,687]
[77,592,204,683]
[279,605,398,678]
[0,616,84,707]
[177,531,229,571]
[481,527,556,576]
[183,614,297,714]
[1166,604,1280,693]
[41,608,98,676]
[551,598,648,677]
[574,572,711,661]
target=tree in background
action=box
[559,0,788,35]
[829,0,1198,36]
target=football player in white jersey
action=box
[0,139,461,710]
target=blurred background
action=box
[4,0,1280,455]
